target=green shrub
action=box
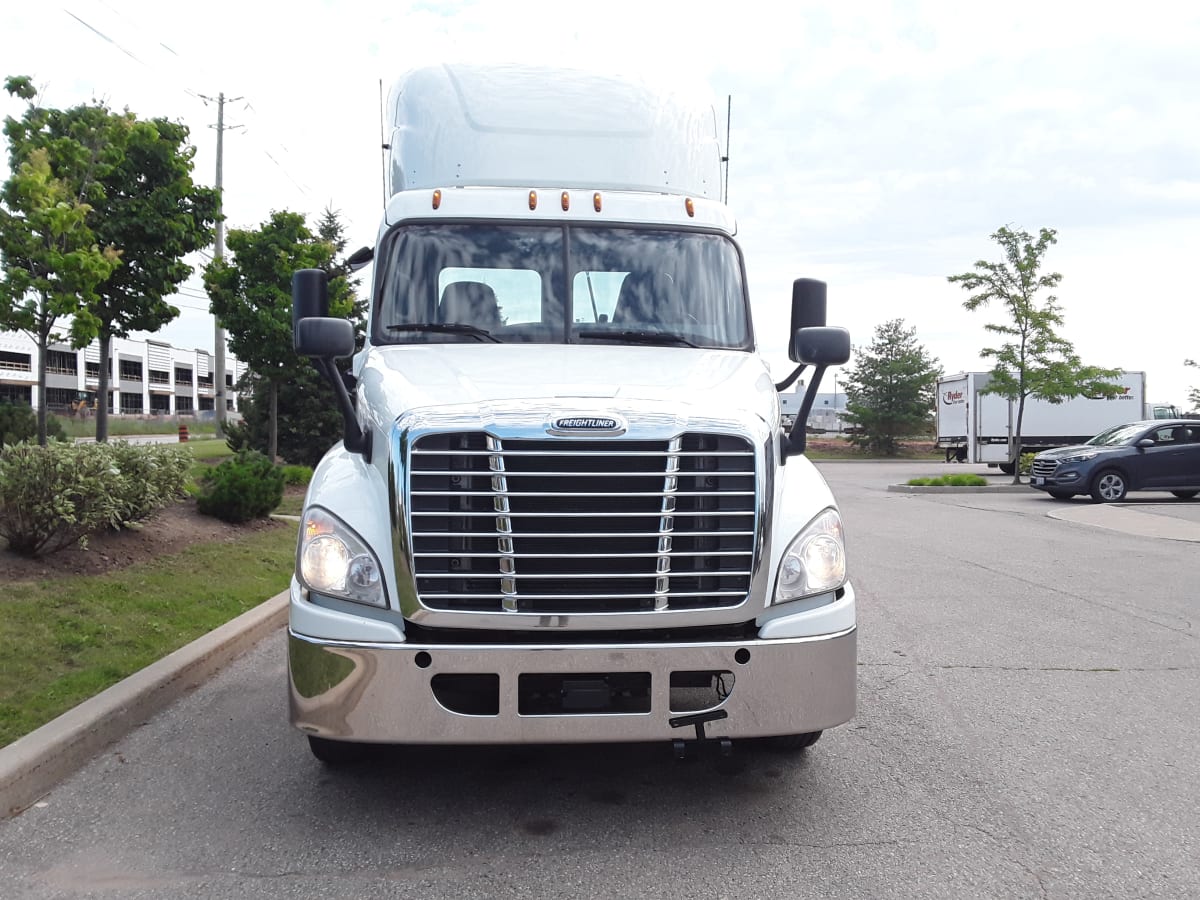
[196,450,285,523]
[280,465,313,486]
[0,402,66,447]
[1019,453,1036,476]
[0,442,126,556]
[0,441,193,557]
[905,474,989,487]
[109,442,191,522]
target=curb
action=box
[0,589,289,819]
[887,483,1032,493]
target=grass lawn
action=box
[0,524,296,748]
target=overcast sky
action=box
[2,0,1198,404]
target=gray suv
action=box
[1029,420,1200,502]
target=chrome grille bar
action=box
[408,431,757,614]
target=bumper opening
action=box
[518,672,651,714]
[669,670,735,713]
[431,673,500,716]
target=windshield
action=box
[373,223,752,350]
[1087,423,1149,446]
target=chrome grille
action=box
[408,432,757,614]
[1031,458,1059,478]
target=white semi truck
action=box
[936,371,1181,471]
[286,64,855,762]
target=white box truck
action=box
[936,371,1180,470]
[287,64,855,763]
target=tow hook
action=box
[669,709,732,760]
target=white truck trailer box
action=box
[286,64,855,762]
[937,371,1156,467]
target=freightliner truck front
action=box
[287,64,856,763]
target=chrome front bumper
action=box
[289,626,856,745]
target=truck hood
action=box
[356,344,778,426]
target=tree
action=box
[841,318,940,456]
[1186,360,1200,414]
[228,366,346,467]
[204,209,355,461]
[75,116,219,442]
[948,226,1121,482]
[0,77,120,444]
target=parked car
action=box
[1029,420,1200,502]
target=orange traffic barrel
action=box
[178,424,189,442]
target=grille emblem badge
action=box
[547,414,627,436]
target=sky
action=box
[2,0,1198,405]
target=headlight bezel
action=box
[297,506,388,609]
[773,506,847,605]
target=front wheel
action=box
[1171,490,1199,500]
[1090,470,1128,503]
[998,462,1016,475]
[757,731,823,752]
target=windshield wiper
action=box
[385,323,501,343]
[577,329,698,348]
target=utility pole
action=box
[200,91,242,438]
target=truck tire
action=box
[308,735,370,765]
[998,462,1016,475]
[758,731,823,751]
[1172,490,1199,500]
[1090,470,1128,503]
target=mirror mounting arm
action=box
[313,356,372,462]
[785,365,828,458]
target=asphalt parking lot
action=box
[0,460,1197,899]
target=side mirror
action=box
[788,279,827,362]
[345,246,374,272]
[1136,438,1155,449]
[296,318,355,359]
[293,269,329,351]
[793,326,851,366]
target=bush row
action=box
[0,441,191,557]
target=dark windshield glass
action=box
[1087,423,1148,446]
[373,223,751,349]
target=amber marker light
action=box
[685,197,695,217]
[529,190,538,210]
[432,189,442,210]
[593,192,602,212]
[561,191,570,211]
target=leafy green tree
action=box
[948,226,1122,482]
[228,367,346,467]
[1186,359,1200,414]
[204,209,355,461]
[0,77,120,445]
[76,116,218,442]
[841,318,940,456]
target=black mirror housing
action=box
[792,326,850,366]
[788,279,827,361]
[296,317,355,359]
[292,269,330,351]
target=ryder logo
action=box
[942,390,965,405]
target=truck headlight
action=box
[774,508,846,604]
[298,507,387,608]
